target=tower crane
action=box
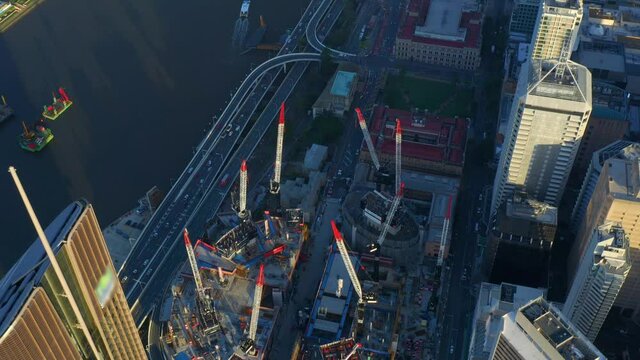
[368,120,403,280]
[376,183,404,246]
[184,229,206,301]
[355,107,381,171]
[238,160,250,219]
[437,195,453,267]
[248,263,265,342]
[394,119,402,196]
[241,263,265,355]
[270,103,286,194]
[331,220,377,334]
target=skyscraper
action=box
[509,0,542,42]
[468,282,545,360]
[490,297,605,360]
[491,59,592,214]
[530,0,583,62]
[563,223,631,342]
[0,200,146,359]
[569,148,640,321]
[571,141,640,231]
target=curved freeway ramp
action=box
[306,0,357,59]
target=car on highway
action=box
[450,345,454,354]
[219,173,230,188]
[143,259,150,266]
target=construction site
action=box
[295,111,454,360]
[155,101,459,359]
[156,104,310,359]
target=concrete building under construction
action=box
[303,246,402,359]
[341,189,420,265]
[158,212,308,360]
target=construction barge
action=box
[0,95,14,124]
[18,120,53,152]
[42,87,73,120]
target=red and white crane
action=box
[394,119,402,196]
[184,229,205,301]
[355,107,381,171]
[437,195,453,267]
[376,119,403,246]
[376,182,404,246]
[270,103,286,194]
[249,263,265,342]
[238,160,249,219]
[332,220,377,329]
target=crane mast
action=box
[437,196,453,267]
[270,103,285,194]
[332,220,363,301]
[395,119,402,195]
[249,264,265,341]
[376,119,404,246]
[238,160,249,219]
[184,229,205,301]
[344,343,362,360]
[355,108,381,171]
[376,182,404,246]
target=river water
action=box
[0,0,308,274]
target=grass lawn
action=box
[384,75,473,118]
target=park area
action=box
[383,74,474,118]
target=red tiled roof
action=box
[368,106,468,166]
[397,0,482,49]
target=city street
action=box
[270,199,341,358]
[436,0,508,358]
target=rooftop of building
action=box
[606,153,640,198]
[330,71,358,97]
[591,81,629,120]
[581,3,640,42]
[506,193,558,225]
[491,193,557,249]
[515,298,605,359]
[593,140,640,171]
[469,282,545,358]
[578,40,626,73]
[0,200,85,338]
[593,223,631,275]
[545,0,582,10]
[305,250,357,343]
[398,0,482,49]
[368,105,468,166]
[525,60,592,104]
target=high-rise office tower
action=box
[569,148,640,321]
[469,282,545,360]
[563,223,631,342]
[530,0,583,62]
[509,0,542,42]
[490,297,605,360]
[491,59,592,214]
[0,200,146,359]
[571,141,639,231]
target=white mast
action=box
[270,103,285,194]
[355,107,381,170]
[9,166,102,359]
